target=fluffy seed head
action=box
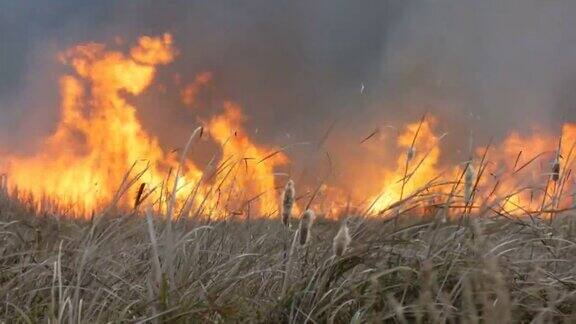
[298,209,314,246]
[281,180,295,227]
[464,162,475,205]
[551,157,560,182]
[0,174,6,194]
[333,221,351,256]
[407,146,415,162]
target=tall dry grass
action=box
[1,191,576,322]
[1,125,576,323]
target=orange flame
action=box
[369,117,449,212]
[181,71,213,108]
[474,124,576,215]
[204,101,287,216]
[4,34,286,217]
[328,117,575,219]
[2,33,575,220]
[6,34,177,213]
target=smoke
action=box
[1,0,576,158]
[376,0,576,137]
[0,1,404,150]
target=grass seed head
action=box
[407,146,415,162]
[0,174,6,194]
[281,179,295,227]
[333,220,351,256]
[298,209,314,246]
[551,156,560,182]
[464,162,475,205]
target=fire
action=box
[474,124,576,215]
[368,117,450,213]
[1,32,575,220]
[5,34,177,213]
[181,71,213,108]
[204,102,287,216]
[336,117,575,219]
[3,34,285,217]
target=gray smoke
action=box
[374,0,576,141]
[1,0,575,160]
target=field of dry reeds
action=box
[1,184,576,323]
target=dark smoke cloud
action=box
[1,0,576,158]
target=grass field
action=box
[1,191,576,323]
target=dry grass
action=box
[2,122,576,322]
[1,192,576,323]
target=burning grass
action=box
[3,33,576,221]
[2,33,576,322]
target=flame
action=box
[360,120,576,218]
[474,124,576,215]
[368,117,450,213]
[1,32,575,220]
[328,117,575,219]
[181,71,213,108]
[3,34,285,217]
[6,34,177,213]
[204,101,287,216]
